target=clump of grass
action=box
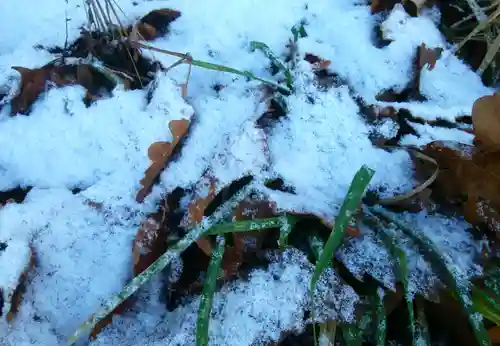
[369,207,492,346]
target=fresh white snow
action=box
[0,0,493,345]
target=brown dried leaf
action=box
[133,216,167,275]
[136,119,190,202]
[10,63,114,115]
[371,0,399,14]
[488,325,500,344]
[416,140,500,234]
[304,53,331,70]
[0,242,35,322]
[472,93,500,151]
[138,8,181,40]
[418,43,443,71]
[148,142,172,162]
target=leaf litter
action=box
[0,0,498,345]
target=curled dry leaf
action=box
[0,240,34,322]
[414,140,500,235]
[472,93,500,152]
[136,119,190,202]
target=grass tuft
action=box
[369,207,492,346]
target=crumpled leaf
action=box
[0,240,34,322]
[472,93,500,152]
[414,140,500,234]
[304,53,332,70]
[136,119,190,202]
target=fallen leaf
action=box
[415,140,500,234]
[137,8,181,41]
[10,63,115,115]
[371,0,400,14]
[418,43,443,71]
[136,119,190,202]
[304,53,332,70]
[0,240,34,322]
[181,177,218,256]
[222,198,278,278]
[472,93,500,152]
[488,325,500,343]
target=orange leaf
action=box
[136,119,191,202]
[472,93,500,152]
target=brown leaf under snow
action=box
[472,93,500,152]
[90,210,167,340]
[221,198,278,278]
[136,119,190,202]
[414,140,500,234]
[418,43,443,71]
[10,63,115,115]
[0,242,35,323]
[304,53,332,70]
[182,177,218,257]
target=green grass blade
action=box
[250,41,293,88]
[278,214,298,248]
[366,215,415,341]
[190,59,291,94]
[205,216,288,235]
[415,296,431,345]
[291,23,308,42]
[319,320,337,346]
[196,237,225,346]
[309,165,375,293]
[369,207,492,346]
[469,285,500,325]
[342,313,371,346]
[308,235,330,346]
[375,289,387,346]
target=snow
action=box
[0,0,493,345]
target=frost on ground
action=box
[90,249,357,346]
[0,0,493,345]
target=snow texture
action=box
[0,0,492,345]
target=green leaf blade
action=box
[196,238,225,346]
[309,165,375,293]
